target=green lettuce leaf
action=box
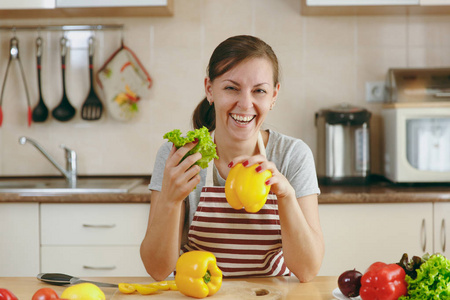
[163,126,219,169]
[399,254,450,299]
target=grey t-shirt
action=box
[149,129,320,246]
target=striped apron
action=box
[182,132,290,277]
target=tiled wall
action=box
[0,0,449,177]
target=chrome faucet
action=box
[19,136,77,188]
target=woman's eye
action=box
[225,86,237,91]
[255,89,267,94]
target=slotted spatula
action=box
[81,36,103,121]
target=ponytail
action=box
[192,97,215,131]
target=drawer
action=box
[41,246,149,277]
[41,204,149,245]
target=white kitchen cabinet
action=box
[0,0,173,18]
[41,203,149,245]
[434,203,450,257]
[41,246,148,277]
[56,0,168,8]
[0,203,40,276]
[302,0,450,15]
[305,0,450,5]
[0,0,54,9]
[318,202,433,276]
[40,203,150,276]
[420,0,450,4]
[306,0,418,5]
[0,0,167,9]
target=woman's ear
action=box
[270,82,280,109]
[204,77,213,103]
[272,82,280,99]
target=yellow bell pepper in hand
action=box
[175,251,222,299]
[225,163,272,213]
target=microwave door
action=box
[407,119,430,171]
[428,118,450,172]
[406,119,420,170]
[407,118,450,172]
[419,122,432,171]
[435,119,450,172]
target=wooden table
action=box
[0,276,340,299]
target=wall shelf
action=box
[0,0,173,19]
[301,0,450,15]
[0,24,124,32]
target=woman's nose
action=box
[237,91,254,110]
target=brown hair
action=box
[192,35,280,131]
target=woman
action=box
[140,35,324,282]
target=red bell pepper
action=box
[0,288,18,300]
[360,262,408,300]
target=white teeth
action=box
[231,114,255,123]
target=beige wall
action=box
[0,0,449,177]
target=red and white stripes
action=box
[182,187,290,277]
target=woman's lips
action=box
[230,113,256,125]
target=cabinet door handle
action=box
[441,219,446,253]
[421,218,427,252]
[82,224,116,228]
[83,265,116,270]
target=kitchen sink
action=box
[0,178,145,194]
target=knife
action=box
[37,273,118,288]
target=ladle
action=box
[52,37,76,122]
[32,37,49,122]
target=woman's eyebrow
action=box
[222,79,240,85]
[223,79,270,87]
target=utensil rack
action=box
[0,24,124,32]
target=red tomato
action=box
[0,288,18,300]
[32,288,60,300]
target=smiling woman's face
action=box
[205,57,280,142]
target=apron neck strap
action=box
[257,131,267,158]
[206,131,266,186]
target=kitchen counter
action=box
[318,177,450,204]
[0,176,449,204]
[0,177,152,203]
[0,276,339,299]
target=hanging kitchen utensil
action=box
[81,36,103,121]
[32,37,49,122]
[37,273,118,288]
[96,39,152,121]
[52,37,76,122]
[0,36,32,127]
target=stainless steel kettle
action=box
[315,103,371,184]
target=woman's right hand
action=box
[142,141,201,280]
[160,140,202,204]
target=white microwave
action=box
[382,104,450,183]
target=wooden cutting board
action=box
[111,281,282,300]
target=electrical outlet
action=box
[366,81,386,102]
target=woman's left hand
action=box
[229,155,295,200]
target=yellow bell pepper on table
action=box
[118,280,178,295]
[175,251,223,299]
[225,163,272,213]
[118,283,137,294]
